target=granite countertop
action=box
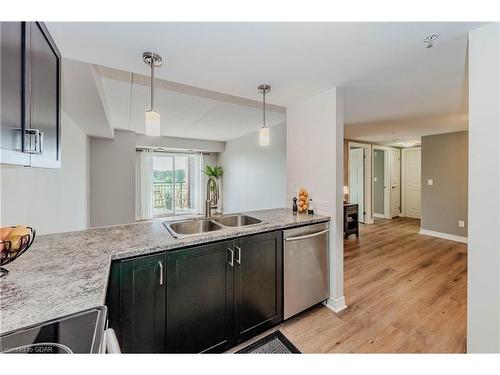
[0,208,329,333]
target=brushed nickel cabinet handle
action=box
[158,261,164,286]
[24,129,44,154]
[234,245,241,264]
[228,248,234,267]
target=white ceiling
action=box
[48,22,483,140]
[93,65,285,140]
[344,112,468,144]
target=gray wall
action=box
[421,131,468,237]
[90,130,136,227]
[373,149,385,215]
[90,130,222,226]
[1,112,89,235]
[220,123,286,213]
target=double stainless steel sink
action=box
[164,214,263,238]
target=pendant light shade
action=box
[145,110,161,137]
[259,126,270,146]
[257,84,271,146]
[143,52,163,137]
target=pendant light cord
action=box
[150,53,155,111]
[262,87,266,128]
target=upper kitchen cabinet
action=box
[1,22,29,166]
[0,22,61,168]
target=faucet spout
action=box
[205,176,218,218]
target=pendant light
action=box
[258,84,271,146]
[143,52,163,137]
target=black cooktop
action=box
[0,306,107,354]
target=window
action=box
[152,153,201,217]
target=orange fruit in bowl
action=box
[7,235,24,252]
[9,226,30,238]
[1,227,13,241]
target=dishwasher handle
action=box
[284,229,329,241]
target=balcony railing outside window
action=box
[153,181,192,214]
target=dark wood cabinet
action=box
[109,252,167,353]
[0,22,29,166]
[234,231,283,343]
[344,203,359,239]
[106,230,284,353]
[0,22,61,168]
[166,241,234,353]
[26,22,61,168]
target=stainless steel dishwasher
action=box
[283,222,329,319]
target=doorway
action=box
[348,142,372,223]
[373,148,386,218]
[349,147,364,223]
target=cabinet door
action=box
[121,252,166,353]
[234,231,283,342]
[26,22,61,168]
[166,241,234,353]
[0,22,29,166]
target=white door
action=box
[390,148,401,218]
[349,148,364,223]
[402,148,421,218]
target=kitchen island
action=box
[0,208,329,335]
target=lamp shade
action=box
[259,127,270,146]
[145,110,161,137]
[343,186,350,195]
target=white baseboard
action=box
[419,228,468,243]
[373,213,386,219]
[324,296,347,313]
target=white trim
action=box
[324,296,347,313]
[419,228,468,243]
[373,213,386,218]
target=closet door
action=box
[390,148,401,218]
[402,148,421,218]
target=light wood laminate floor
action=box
[281,217,467,353]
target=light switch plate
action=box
[427,179,434,186]
[458,220,465,228]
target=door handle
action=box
[235,245,241,264]
[158,261,164,286]
[227,248,234,267]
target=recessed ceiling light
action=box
[423,34,439,48]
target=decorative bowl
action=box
[0,226,36,278]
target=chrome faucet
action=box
[205,176,218,218]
